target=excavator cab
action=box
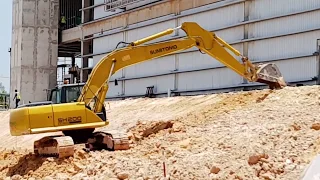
[48,83,85,104]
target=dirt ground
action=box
[0,85,320,180]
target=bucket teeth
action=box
[256,63,287,89]
[34,136,75,158]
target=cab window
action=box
[65,86,83,102]
[51,89,61,104]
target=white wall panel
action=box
[91,0,320,98]
[249,0,320,20]
[248,10,320,39]
[94,0,124,20]
[272,57,318,82]
[179,3,244,36]
[92,54,103,67]
[107,81,123,97]
[177,68,244,91]
[214,26,244,43]
[247,56,318,85]
[125,55,175,77]
[93,32,123,54]
[127,20,176,43]
[92,54,123,79]
[178,43,243,70]
[248,31,320,61]
[124,75,175,95]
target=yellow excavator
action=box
[9,22,286,158]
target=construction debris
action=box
[0,85,320,179]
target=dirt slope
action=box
[0,85,320,180]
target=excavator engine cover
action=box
[256,63,286,89]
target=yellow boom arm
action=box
[8,22,287,157]
[78,22,286,113]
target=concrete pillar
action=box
[80,0,91,83]
[83,0,91,23]
[70,55,75,84]
[80,41,90,82]
[10,0,59,106]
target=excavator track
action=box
[34,135,75,158]
[33,131,129,158]
[85,130,130,151]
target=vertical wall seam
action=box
[242,0,249,84]
[173,0,180,92]
[33,0,39,99]
[317,39,320,85]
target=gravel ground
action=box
[0,85,319,180]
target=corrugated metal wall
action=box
[249,0,320,20]
[248,31,319,61]
[91,0,320,98]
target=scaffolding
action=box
[59,0,83,30]
[104,0,146,11]
[0,93,9,110]
[60,0,153,82]
[57,58,71,85]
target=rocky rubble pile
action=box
[0,85,320,179]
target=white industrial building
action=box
[12,0,320,103]
[78,0,319,99]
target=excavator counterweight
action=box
[9,22,286,158]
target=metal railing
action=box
[0,93,10,110]
[104,0,145,11]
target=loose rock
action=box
[311,123,320,130]
[210,166,221,174]
[117,172,129,180]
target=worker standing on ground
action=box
[13,89,21,108]
[60,13,66,30]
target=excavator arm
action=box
[9,22,286,158]
[78,22,286,113]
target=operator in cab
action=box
[13,89,21,108]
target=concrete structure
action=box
[12,0,320,103]
[10,0,59,105]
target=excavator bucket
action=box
[255,63,287,89]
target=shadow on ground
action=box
[6,152,72,178]
[6,153,45,177]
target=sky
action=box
[0,1,11,93]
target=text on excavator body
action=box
[150,45,178,55]
[58,116,82,125]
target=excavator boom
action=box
[9,22,286,158]
[79,22,286,113]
